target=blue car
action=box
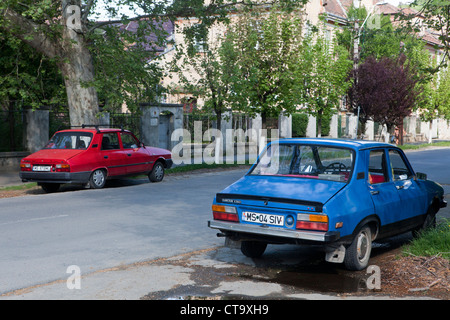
[208,138,446,270]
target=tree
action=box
[297,25,352,137]
[0,33,65,151]
[0,33,65,110]
[418,56,450,142]
[435,66,450,118]
[1,0,301,126]
[224,5,304,128]
[354,55,421,136]
[170,20,241,131]
[402,0,450,65]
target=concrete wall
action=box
[140,103,183,150]
[23,106,49,153]
[0,152,30,171]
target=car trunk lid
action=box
[24,149,84,164]
[216,175,346,212]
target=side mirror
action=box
[415,172,427,181]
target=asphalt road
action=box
[0,170,243,295]
[405,147,450,188]
[0,147,448,299]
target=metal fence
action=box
[110,113,142,139]
[49,110,70,136]
[0,109,24,152]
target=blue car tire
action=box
[344,226,372,271]
[241,241,267,258]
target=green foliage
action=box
[335,1,450,125]
[87,23,165,113]
[171,17,242,129]
[292,113,309,137]
[317,113,331,136]
[403,219,450,260]
[405,0,450,64]
[297,24,352,136]
[1,0,309,123]
[0,33,65,109]
[220,5,306,125]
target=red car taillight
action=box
[55,163,70,172]
[212,205,239,222]
[296,213,328,231]
[20,163,32,171]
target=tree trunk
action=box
[3,3,100,127]
[58,45,100,127]
[60,1,99,126]
[261,112,267,130]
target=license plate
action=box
[32,165,51,172]
[242,212,284,226]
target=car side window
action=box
[389,149,413,181]
[101,133,120,150]
[121,133,139,149]
[368,149,389,184]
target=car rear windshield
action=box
[44,132,93,150]
[249,143,354,183]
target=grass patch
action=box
[403,219,450,260]
[399,141,450,150]
[166,163,252,175]
[0,182,37,191]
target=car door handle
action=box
[104,156,108,159]
[370,190,379,195]
[396,185,404,190]
[127,153,132,157]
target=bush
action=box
[292,113,309,137]
[317,114,332,137]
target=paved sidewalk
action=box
[0,169,22,188]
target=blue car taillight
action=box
[212,205,239,222]
[296,213,329,231]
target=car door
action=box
[100,132,127,176]
[367,149,404,227]
[120,132,152,174]
[387,148,427,220]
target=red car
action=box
[20,127,173,192]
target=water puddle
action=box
[238,261,372,294]
[247,238,413,294]
[270,267,368,293]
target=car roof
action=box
[276,138,397,151]
[56,128,131,134]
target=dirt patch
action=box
[375,252,449,299]
[0,186,43,199]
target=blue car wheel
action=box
[241,241,267,258]
[344,226,372,271]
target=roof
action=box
[323,0,349,19]
[120,19,174,55]
[322,1,443,49]
[275,137,394,150]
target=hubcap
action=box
[154,165,163,180]
[93,170,104,186]
[356,231,369,262]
